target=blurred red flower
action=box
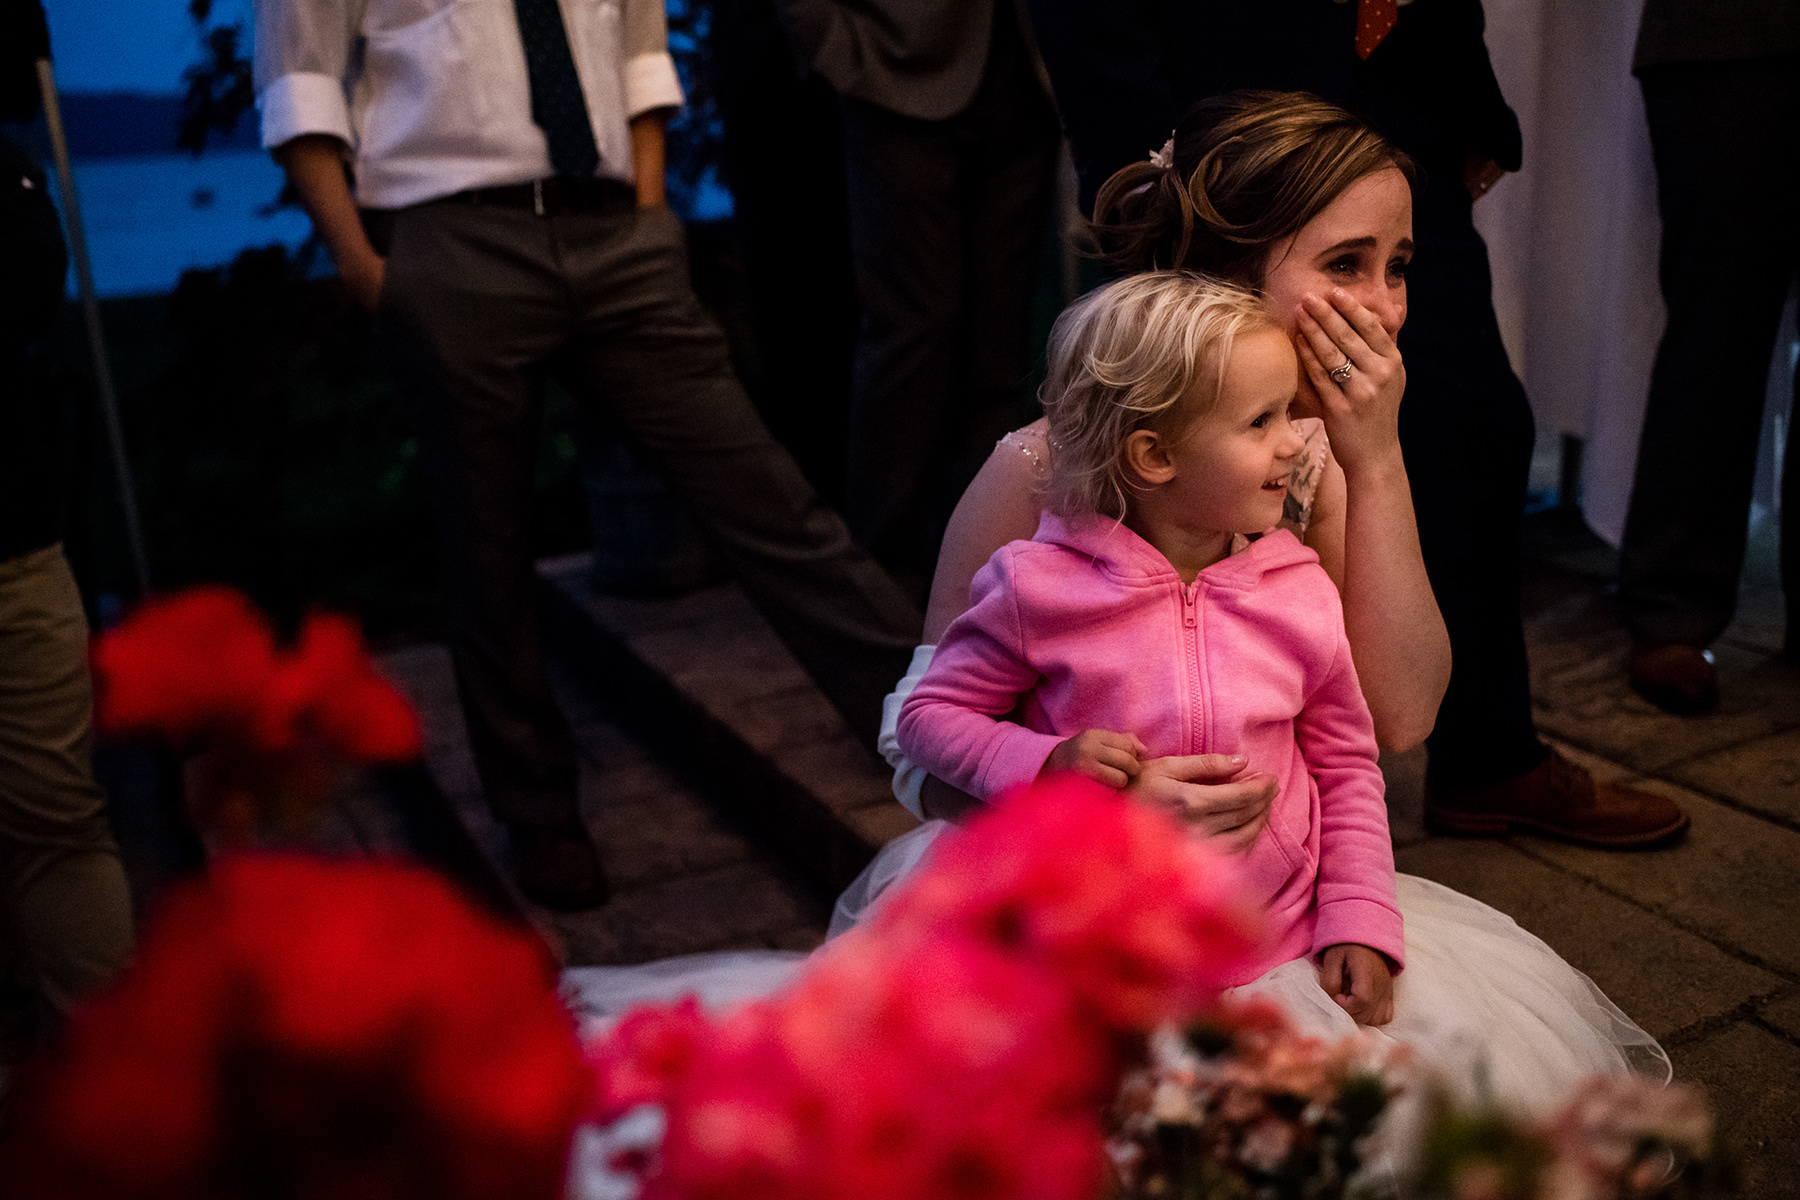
[638,931,1112,1200]
[871,776,1265,1032]
[92,586,420,762]
[589,995,714,1122]
[2,855,590,1200]
[90,585,283,749]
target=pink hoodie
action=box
[897,512,1403,984]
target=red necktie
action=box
[1355,0,1397,59]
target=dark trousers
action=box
[379,199,921,829]
[1619,55,1799,652]
[838,13,1062,572]
[1403,181,1548,790]
[711,0,858,504]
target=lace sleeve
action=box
[1279,417,1328,536]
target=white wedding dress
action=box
[565,812,1668,1108]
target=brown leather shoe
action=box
[510,820,611,910]
[1424,750,1689,849]
[1628,641,1719,714]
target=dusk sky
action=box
[43,0,255,93]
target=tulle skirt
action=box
[566,818,1666,1110]
[1232,873,1669,1114]
[562,949,810,1036]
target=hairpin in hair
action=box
[1147,134,1175,170]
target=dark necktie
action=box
[513,0,600,178]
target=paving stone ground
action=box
[377,641,835,966]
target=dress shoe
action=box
[1628,641,1719,714]
[1424,749,1689,849]
[509,820,610,910]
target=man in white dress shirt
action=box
[253,0,922,909]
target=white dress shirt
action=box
[253,0,685,208]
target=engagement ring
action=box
[1329,359,1353,383]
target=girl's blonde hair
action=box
[1042,271,1276,521]
[1090,90,1415,286]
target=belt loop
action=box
[533,178,545,217]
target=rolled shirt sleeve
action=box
[253,0,363,149]
[621,0,684,117]
[623,52,683,118]
[257,71,354,150]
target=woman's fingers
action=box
[1123,766,1267,849]
[1294,293,1406,475]
[1144,752,1250,785]
[1124,758,1275,853]
[1295,299,1356,376]
[1295,335,1341,403]
[1324,287,1398,356]
[1297,292,1393,373]
[1182,771,1277,825]
[1173,774,1277,851]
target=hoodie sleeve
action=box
[1294,588,1405,972]
[896,545,1066,799]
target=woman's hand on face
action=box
[1293,289,1405,477]
[1125,754,1276,854]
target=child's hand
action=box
[1043,729,1147,789]
[1318,943,1394,1026]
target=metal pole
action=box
[35,55,153,600]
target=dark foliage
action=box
[179,18,254,155]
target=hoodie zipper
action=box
[1181,577,1205,756]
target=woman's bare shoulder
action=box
[992,419,1051,476]
[922,421,1052,641]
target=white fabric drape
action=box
[1473,0,1793,546]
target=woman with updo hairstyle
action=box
[1089,91,1414,285]
[880,90,1444,836]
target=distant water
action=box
[50,149,313,298]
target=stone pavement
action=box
[1387,511,1800,1196]
[362,510,1798,1195]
